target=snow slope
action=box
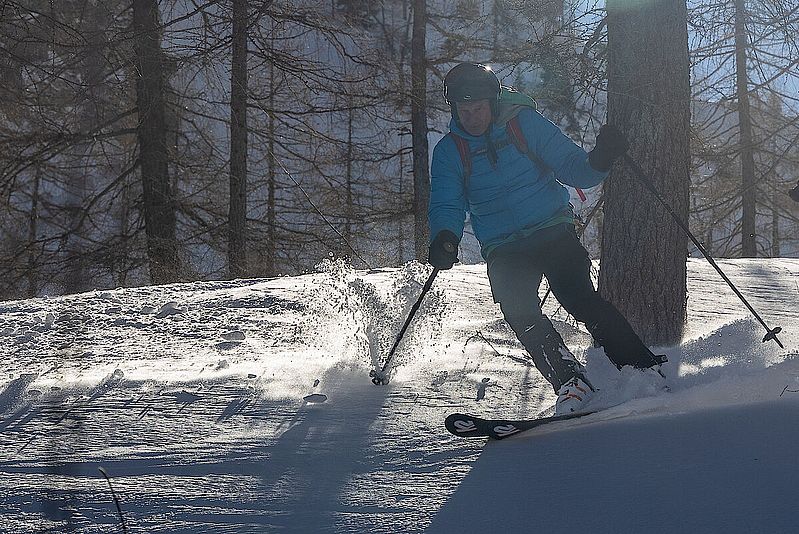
[1,258,798,533]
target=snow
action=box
[1,258,798,533]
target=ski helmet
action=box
[443,63,501,107]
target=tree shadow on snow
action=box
[247,365,389,532]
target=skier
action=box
[427,63,664,415]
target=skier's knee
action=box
[499,300,543,336]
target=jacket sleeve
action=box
[517,108,608,189]
[428,136,467,243]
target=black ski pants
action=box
[486,223,658,390]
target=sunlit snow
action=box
[1,258,798,532]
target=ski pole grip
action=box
[443,241,456,254]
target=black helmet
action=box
[443,63,501,106]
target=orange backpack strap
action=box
[506,116,587,202]
[506,116,529,157]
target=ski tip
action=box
[444,413,484,438]
[444,413,472,424]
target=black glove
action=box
[790,182,799,203]
[589,125,628,172]
[428,230,460,270]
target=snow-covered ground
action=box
[1,258,798,533]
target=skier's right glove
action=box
[790,181,799,203]
[428,230,460,270]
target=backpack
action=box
[449,88,587,202]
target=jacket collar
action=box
[449,103,526,140]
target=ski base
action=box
[445,410,596,440]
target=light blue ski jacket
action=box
[428,106,608,258]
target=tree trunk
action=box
[734,0,757,257]
[599,0,691,345]
[66,1,108,294]
[265,31,277,277]
[345,106,354,243]
[229,0,249,278]
[133,0,180,284]
[27,166,41,298]
[398,148,406,264]
[411,0,430,261]
[771,201,779,257]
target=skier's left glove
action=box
[428,230,460,270]
[790,181,799,203]
[589,125,628,172]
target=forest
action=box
[1,0,797,302]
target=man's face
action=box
[456,99,492,136]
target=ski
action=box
[444,410,597,440]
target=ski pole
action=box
[371,266,441,385]
[621,153,784,348]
